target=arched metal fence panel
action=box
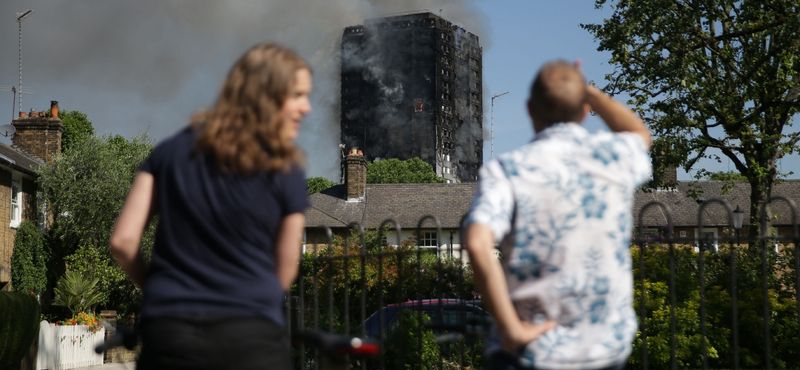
[290,201,800,370]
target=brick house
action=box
[306,151,475,259]
[0,103,63,291]
[307,153,800,256]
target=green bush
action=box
[630,244,799,369]
[0,292,40,369]
[383,310,440,370]
[64,244,140,314]
[10,220,48,295]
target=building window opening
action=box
[10,175,21,228]
[418,231,438,247]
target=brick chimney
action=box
[12,100,63,165]
[345,148,367,201]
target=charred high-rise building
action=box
[340,11,483,183]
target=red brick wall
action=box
[11,117,63,165]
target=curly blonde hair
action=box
[191,43,309,175]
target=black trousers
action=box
[137,316,291,370]
[486,350,626,370]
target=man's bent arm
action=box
[586,85,651,148]
[466,223,556,350]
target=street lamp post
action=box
[733,205,745,246]
[16,9,33,115]
[490,91,509,159]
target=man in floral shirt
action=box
[465,60,651,370]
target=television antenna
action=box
[1,85,34,120]
[17,9,33,114]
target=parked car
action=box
[363,298,489,338]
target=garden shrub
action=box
[383,310,440,370]
[52,270,103,316]
[10,220,48,295]
[0,292,40,369]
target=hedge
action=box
[0,292,40,370]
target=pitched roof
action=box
[307,180,800,229]
[0,142,45,175]
[306,183,475,229]
[634,181,800,227]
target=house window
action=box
[10,174,21,228]
[695,228,718,252]
[419,231,438,248]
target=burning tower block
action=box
[341,11,483,183]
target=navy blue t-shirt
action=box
[139,127,309,325]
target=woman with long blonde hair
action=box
[110,43,312,370]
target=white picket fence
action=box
[36,321,105,370]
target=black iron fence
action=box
[289,197,800,370]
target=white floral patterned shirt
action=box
[467,123,651,369]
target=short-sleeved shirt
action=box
[466,123,651,369]
[139,127,309,325]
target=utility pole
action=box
[490,91,509,159]
[17,9,33,115]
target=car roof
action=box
[386,298,479,308]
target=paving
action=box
[80,363,136,370]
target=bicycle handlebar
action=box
[95,327,380,358]
[95,327,139,354]
[292,330,380,357]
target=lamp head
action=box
[733,205,745,229]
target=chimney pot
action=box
[357,150,363,156]
[19,111,27,118]
[50,101,59,118]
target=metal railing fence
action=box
[289,196,800,370]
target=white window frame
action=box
[419,231,438,248]
[10,173,22,228]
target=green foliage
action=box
[704,170,748,182]
[11,220,48,295]
[36,132,154,316]
[64,244,141,315]
[367,158,446,184]
[296,227,477,368]
[583,0,800,236]
[297,227,477,332]
[52,270,103,316]
[307,176,337,195]
[59,110,95,153]
[0,292,40,370]
[384,310,440,370]
[38,133,154,249]
[629,244,799,369]
[701,170,748,194]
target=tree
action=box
[582,0,800,237]
[307,176,337,194]
[366,158,446,184]
[58,110,95,153]
[36,132,154,315]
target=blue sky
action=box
[0,1,796,181]
[477,1,799,180]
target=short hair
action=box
[191,43,310,175]
[528,60,587,125]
